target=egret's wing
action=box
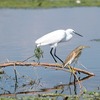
[35,30,66,46]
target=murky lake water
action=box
[0,7,100,95]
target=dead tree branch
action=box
[0,61,95,76]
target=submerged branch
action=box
[0,61,95,76]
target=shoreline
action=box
[0,0,100,9]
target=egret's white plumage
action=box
[35,29,83,63]
[35,29,73,47]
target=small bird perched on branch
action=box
[63,45,90,69]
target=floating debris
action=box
[0,68,4,74]
[90,39,100,42]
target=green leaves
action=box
[34,47,43,63]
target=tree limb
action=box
[0,61,95,76]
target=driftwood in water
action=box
[0,61,95,76]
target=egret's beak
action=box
[74,32,83,37]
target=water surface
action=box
[0,7,100,94]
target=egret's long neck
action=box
[66,33,73,41]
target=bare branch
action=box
[0,61,95,76]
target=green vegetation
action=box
[34,47,43,62]
[0,97,50,100]
[0,0,100,8]
[0,91,100,100]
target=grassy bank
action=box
[0,0,100,8]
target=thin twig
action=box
[22,55,34,62]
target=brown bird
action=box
[63,45,90,68]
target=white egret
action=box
[35,29,83,63]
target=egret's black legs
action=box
[50,48,57,63]
[54,48,64,64]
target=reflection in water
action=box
[40,75,93,95]
[0,71,93,96]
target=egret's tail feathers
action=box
[36,44,41,47]
[35,40,41,47]
[36,42,49,47]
